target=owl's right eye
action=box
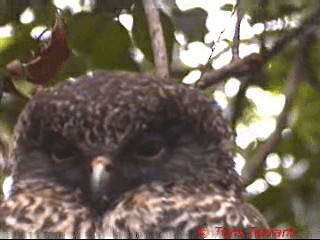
[43,131,78,165]
[51,148,75,165]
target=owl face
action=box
[11,72,239,215]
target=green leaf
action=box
[0,24,38,67]
[243,0,312,25]
[49,54,88,86]
[171,7,208,43]
[292,84,320,147]
[220,4,234,12]
[31,1,56,25]
[67,12,138,71]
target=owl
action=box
[0,72,269,238]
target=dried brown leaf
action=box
[24,14,70,84]
[5,14,70,86]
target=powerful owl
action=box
[0,72,269,238]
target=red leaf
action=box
[24,14,70,84]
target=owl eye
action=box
[135,138,165,161]
[51,147,76,165]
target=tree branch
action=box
[231,0,243,62]
[206,1,239,65]
[227,76,250,130]
[195,7,320,90]
[195,53,263,89]
[142,0,170,80]
[242,31,317,186]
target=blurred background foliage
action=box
[1,0,320,238]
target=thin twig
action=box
[195,7,320,90]
[227,76,251,130]
[194,2,241,84]
[225,0,247,129]
[142,0,169,80]
[231,0,243,62]
[36,28,50,42]
[242,31,317,186]
[207,1,239,63]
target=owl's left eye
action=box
[135,138,165,162]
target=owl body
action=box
[1,72,268,238]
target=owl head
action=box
[9,72,242,214]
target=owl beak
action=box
[90,156,113,194]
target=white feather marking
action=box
[2,176,13,199]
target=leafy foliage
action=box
[171,7,208,43]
